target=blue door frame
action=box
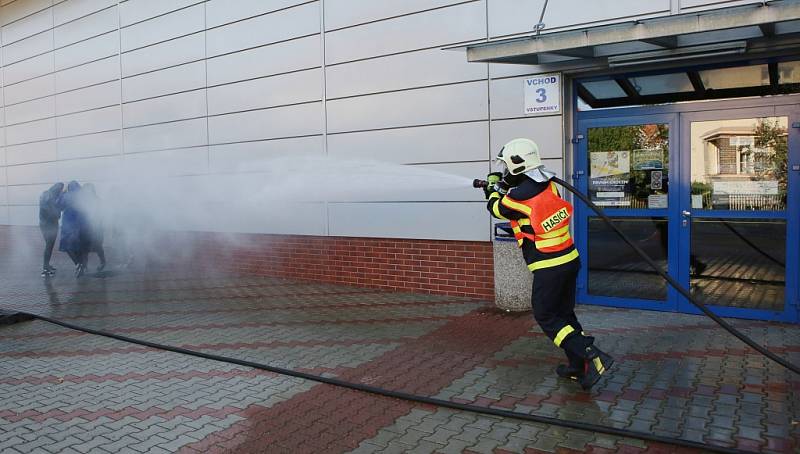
[574,95,800,323]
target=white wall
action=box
[0,0,755,239]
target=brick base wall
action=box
[198,233,495,299]
[0,226,495,299]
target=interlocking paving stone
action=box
[1,260,798,453]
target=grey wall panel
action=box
[3,29,52,65]
[5,96,55,125]
[208,136,324,173]
[54,0,117,26]
[205,0,309,28]
[4,52,53,85]
[7,183,48,205]
[4,73,55,105]
[327,122,489,164]
[7,161,59,184]
[490,117,563,160]
[489,0,671,37]
[206,68,321,116]
[54,4,117,48]
[121,32,204,77]
[5,139,57,165]
[208,102,322,144]
[326,81,488,133]
[55,79,120,115]
[55,55,118,92]
[119,0,202,27]
[123,117,207,153]
[326,47,486,99]
[490,75,560,120]
[328,201,489,240]
[121,3,203,52]
[53,31,117,71]
[206,35,320,86]
[325,1,486,65]
[122,89,206,128]
[57,130,122,160]
[544,0,669,30]
[2,8,52,44]
[123,146,208,176]
[410,161,486,202]
[487,0,544,38]
[6,117,56,145]
[56,104,120,137]
[1,0,51,26]
[324,0,466,31]
[330,161,484,203]
[121,60,205,102]
[57,154,121,181]
[8,205,37,225]
[206,2,319,57]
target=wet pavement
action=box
[1,257,798,453]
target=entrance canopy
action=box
[464,2,800,70]
[576,59,800,108]
[462,2,800,109]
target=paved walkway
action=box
[1,260,798,453]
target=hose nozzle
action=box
[473,179,489,189]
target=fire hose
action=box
[3,178,797,454]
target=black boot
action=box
[556,364,581,381]
[578,345,614,391]
[556,351,584,381]
[561,335,614,390]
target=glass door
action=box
[678,107,798,322]
[575,114,680,312]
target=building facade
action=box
[0,0,797,320]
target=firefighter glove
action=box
[484,172,503,199]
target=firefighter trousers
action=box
[531,257,592,366]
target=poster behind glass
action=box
[587,124,669,209]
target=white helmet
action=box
[496,138,543,175]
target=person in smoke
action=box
[81,183,107,272]
[38,182,64,277]
[484,138,614,390]
[58,181,90,277]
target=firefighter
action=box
[484,138,613,390]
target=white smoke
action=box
[99,156,474,232]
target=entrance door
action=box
[575,100,799,322]
[574,114,680,312]
[677,106,798,322]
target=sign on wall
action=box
[523,73,561,115]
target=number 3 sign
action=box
[523,73,561,115]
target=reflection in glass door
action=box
[686,116,789,313]
[578,99,798,322]
[579,117,675,309]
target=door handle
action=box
[681,210,691,217]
